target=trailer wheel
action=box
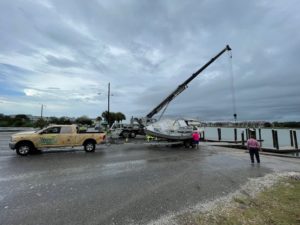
[183,141,189,148]
[130,132,136,138]
[184,140,193,148]
[84,141,95,152]
[16,143,31,156]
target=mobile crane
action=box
[143,45,232,141]
[113,45,232,139]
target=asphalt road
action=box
[1,132,299,225]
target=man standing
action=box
[247,133,261,163]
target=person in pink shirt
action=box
[247,133,261,163]
[192,130,200,149]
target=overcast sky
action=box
[0,0,299,121]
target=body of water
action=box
[202,127,300,148]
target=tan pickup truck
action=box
[9,125,106,156]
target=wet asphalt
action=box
[0,132,299,225]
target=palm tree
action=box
[115,112,126,122]
[75,116,93,126]
[102,111,109,123]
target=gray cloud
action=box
[45,55,79,68]
[0,0,299,121]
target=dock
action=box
[206,141,300,158]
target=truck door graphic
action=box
[38,127,61,147]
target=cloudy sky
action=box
[0,0,299,121]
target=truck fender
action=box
[83,139,96,146]
[16,140,36,150]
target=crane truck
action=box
[112,45,232,139]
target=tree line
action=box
[270,121,300,128]
[2,113,299,129]
[0,111,126,128]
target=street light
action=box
[40,104,46,119]
[108,82,110,128]
[98,82,113,129]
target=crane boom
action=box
[146,45,232,119]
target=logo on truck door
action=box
[38,126,61,146]
[39,136,58,145]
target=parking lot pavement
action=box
[1,132,300,225]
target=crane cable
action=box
[156,47,236,123]
[158,101,170,121]
[228,50,237,123]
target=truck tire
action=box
[16,143,31,156]
[84,141,95,152]
[130,132,136,138]
[121,131,130,138]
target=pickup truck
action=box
[9,125,106,156]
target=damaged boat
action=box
[144,118,194,140]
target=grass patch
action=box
[177,177,300,225]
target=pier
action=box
[200,127,300,157]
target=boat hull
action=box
[144,129,192,141]
[144,118,194,141]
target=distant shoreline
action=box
[0,127,35,132]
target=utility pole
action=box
[108,82,110,128]
[40,104,44,119]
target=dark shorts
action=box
[193,140,199,144]
[249,148,260,163]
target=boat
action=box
[144,118,194,140]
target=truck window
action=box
[43,127,61,134]
[60,126,72,134]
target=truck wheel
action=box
[130,132,136,138]
[84,141,95,152]
[16,143,31,156]
[122,131,130,138]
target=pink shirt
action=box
[247,138,260,149]
[192,132,200,141]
